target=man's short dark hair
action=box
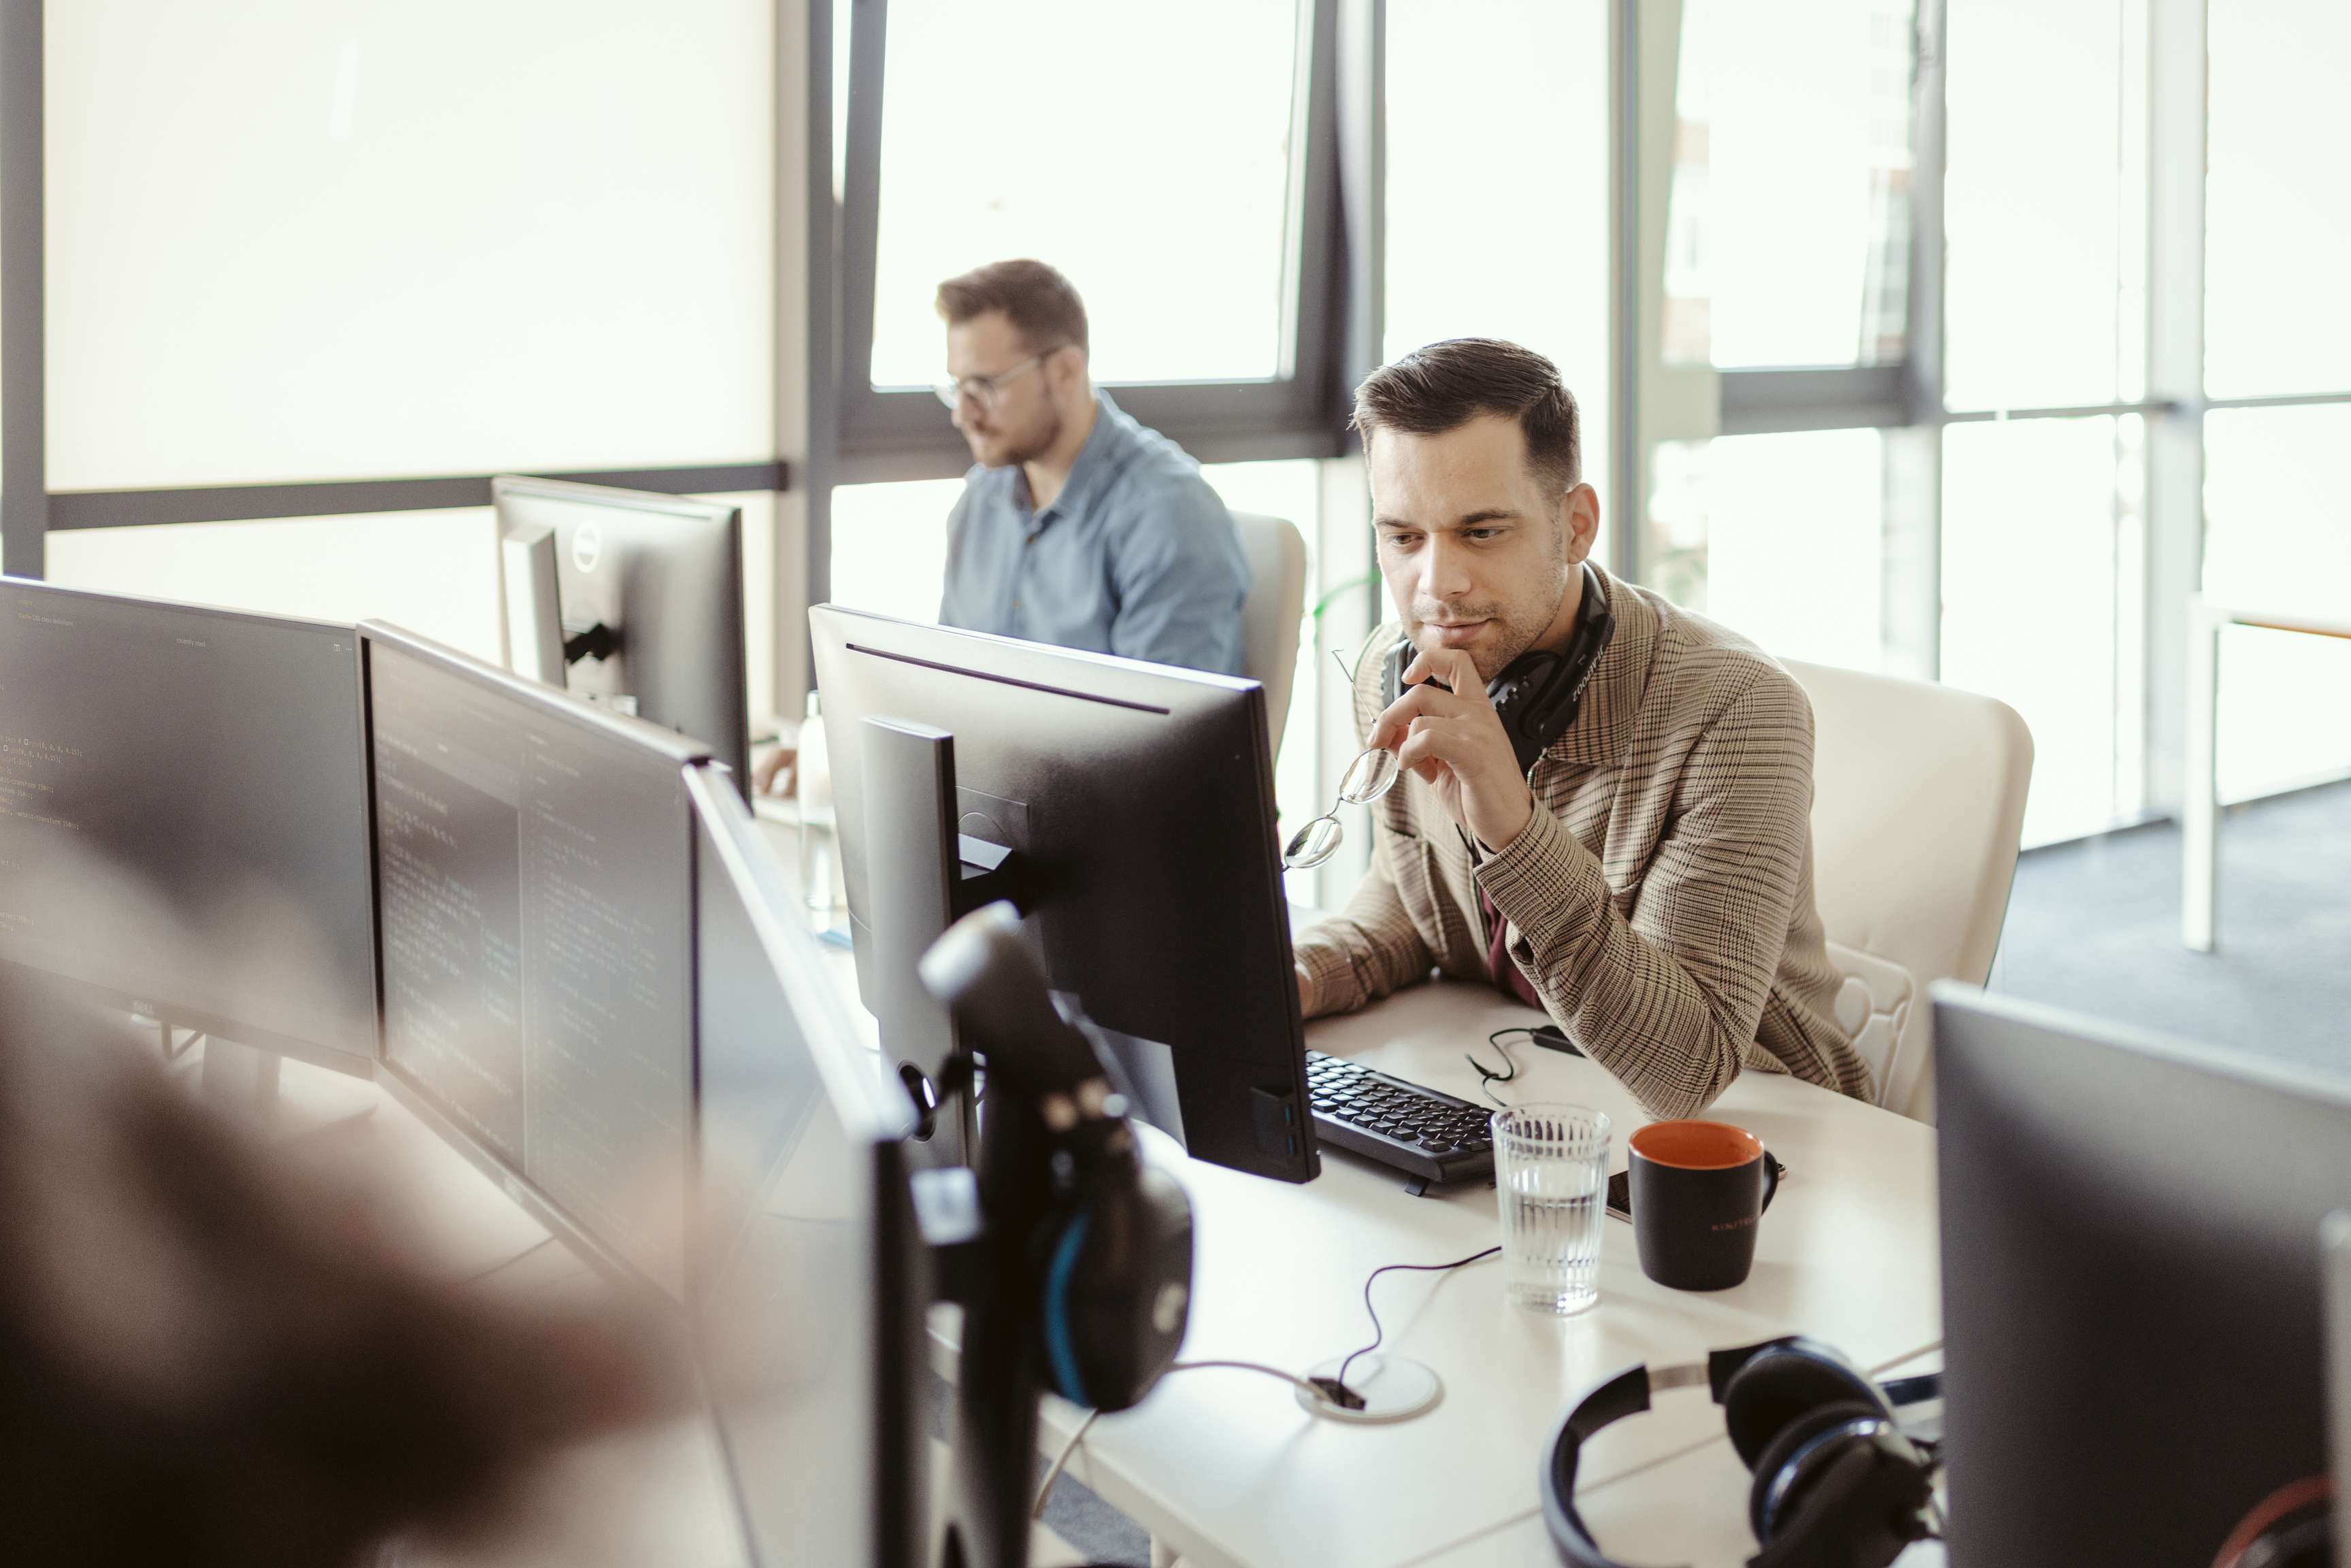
[935,258,1090,356]
[1350,337,1582,494]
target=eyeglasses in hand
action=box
[1284,650,1408,871]
[1283,744,1401,870]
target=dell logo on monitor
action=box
[571,522,603,575]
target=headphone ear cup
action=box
[1042,1163,1195,1414]
[1722,1344,1884,1470]
[1745,1401,1882,1546]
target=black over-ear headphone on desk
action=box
[1541,1337,1944,1568]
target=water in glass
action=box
[1493,1104,1611,1314]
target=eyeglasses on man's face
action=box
[934,348,1061,414]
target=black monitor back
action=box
[491,476,750,795]
[1933,984,2351,1567]
[686,764,926,1568]
[0,576,378,1071]
[810,606,1314,1184]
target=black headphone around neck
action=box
[1383,561,1618,776]
[1542,1337,1943,1568]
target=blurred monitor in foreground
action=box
[686,763,928,1568]
[0,577,378,1072]
[1935,985,2351,1568]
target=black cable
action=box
[1465,1030,1520,1105]
[1332,1246,1502,1397]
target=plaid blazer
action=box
[1294,564,1873,1120]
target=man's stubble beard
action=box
[1409,527,1571,684]
[1001,402,1065,469]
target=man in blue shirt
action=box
[933,259,1250,675]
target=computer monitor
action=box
[361,620,712,1297]
[2329,1213,2351,1563]
[686,763,927,1568]
[491,476,750,799]
[809,605,1314,1184]
[0,577,378,1072]
[1933,984,2351,1568]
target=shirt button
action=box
[1011,599,1021,612]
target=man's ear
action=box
[1561,483,1601,567]
[1051,344,1088,397]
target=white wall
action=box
[40,0,795,721]
[46,0,777,489]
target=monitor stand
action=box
[861,717,1023,1168]
[191,1034,377,1143]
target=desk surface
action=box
[327,825,1941,1568]
[1018,979,1941,1568]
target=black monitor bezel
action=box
[807,601,1316,1184]
[356,618,712,1296]
[0,573,381,1076]
[684,761,926,1568]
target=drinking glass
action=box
[1493,1103,1612,1314]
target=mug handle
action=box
[1760,1152,1781,1213]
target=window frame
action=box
[826,0,1359,486]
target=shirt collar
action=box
[1538,561,1652,774]
[1027,388,1129,528]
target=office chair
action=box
[1231,512,1306,756]
[1784,658,2033,1123]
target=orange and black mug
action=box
[1627,1120,1779,1291]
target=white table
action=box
[2182,596,2351,952]
[1007,979,1941,1568]
[320,819,1944,1568]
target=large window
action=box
[831,0,1342,484]
[44,0,776,490]
[2205,5,2351,400]
[2200,3,2351,803]
[1646,429,1888,673]
[867,1,1301,388]
[1661,0,1915,371]
[1644,0,2351,846]
[1384,0,1612,558]
[1942,0,2137,412]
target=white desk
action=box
[1007,980,1941,1568]
[2182,597,2351,952]
[318,818,1943,1568]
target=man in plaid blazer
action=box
[1293,339,1871,1120]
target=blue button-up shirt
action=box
[939,391,1250,676]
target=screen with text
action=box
[0,582,376,1060]
[370,641,693,1293]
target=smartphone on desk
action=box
[1605,1155,1788,1222]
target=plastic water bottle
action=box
[797,690,839,922]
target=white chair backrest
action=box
[1231,512,1307,754]
[1784,658,2033,1122]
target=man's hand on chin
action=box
[1365,646,1535,853]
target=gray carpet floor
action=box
[1991,778,2351,1080]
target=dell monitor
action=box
[808,605,1314,1184]
[1934,984,2351,1568]
[687,763,927,1568]
[361,620,713,1297]
[492,476,750,799]
[0,577,378,1073]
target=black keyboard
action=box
[1304,1050,1495,1188]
